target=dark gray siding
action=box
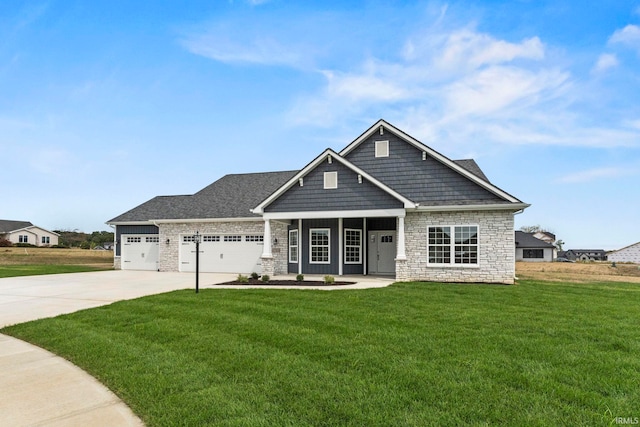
[288,218,364,275]
[115,225,159,256]
[344,131,506,206]
[265,159,402,213]
[302,219,339,275]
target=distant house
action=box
[0,220,59,247]
[561,249,607,262]
[532,231,556,245]
[515,231,556,262]
[607,242,640,264]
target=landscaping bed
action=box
[216,278,355,286]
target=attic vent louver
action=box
[379,125,384,135]
[328,155,332,164]
[375,140,389,158]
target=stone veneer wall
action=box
[157,220,288,273]
[398,210,515,284]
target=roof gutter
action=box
[414,203,531,212]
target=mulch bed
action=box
[215,278,356,287]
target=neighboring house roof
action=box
[0,220,59,236]
[108,171,297,224]
[0,220,34,233]
[515,231,556,249]
[608,241,640,255]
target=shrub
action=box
[296,274,304,282]
[324,275,335,284]
[237,274,249,283]
[251,272,259,280]
[261,275,270,283]
[0,237,12,247]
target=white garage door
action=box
[179,234,264,274]
[121,235,159,271]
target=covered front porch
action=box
[259,209,408,280]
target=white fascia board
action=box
[253,148,415,214]
[106,220,157,226]
[263,209,406,221]
[414,203,531,212]
[340,119,522,204]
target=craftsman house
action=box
[107,120,529,284]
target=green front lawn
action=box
[3,280,639,426]
[0,264,111,278]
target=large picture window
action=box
[289,230,299,263]
[310,228,330,264]
[428,225,478,266]
[523,249,544,259]
[344,229,362,264]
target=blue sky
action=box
[1,1,639,250]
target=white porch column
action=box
[298,219,303,275]
[262,219,273,258]
[338,218,343,276]
[396,215,407,260]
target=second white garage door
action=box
[179,234,264,274]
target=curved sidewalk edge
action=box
[0,333,144,427]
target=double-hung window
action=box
[289,230,299,263]
[19,235,28,243]
[310,229,330,264]
[428,225,478,266]
[344,229,362,264]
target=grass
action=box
[0,264,111,278]
[0,246,113,265]
[2,280,639,426]
[0,247,113,277]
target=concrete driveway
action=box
[0,270,394,426]
[0,270,236,427]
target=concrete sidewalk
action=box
[0,270,393,426]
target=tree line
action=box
[54,230,115,249]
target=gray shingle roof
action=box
[515,231,556,248]
[453,159,490,182]
[107,171,297,223]
[0,220,34,233]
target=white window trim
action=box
[375,140,389,158]
[289,229,299,263]
[310,228,331,264]
[427,224,479,268]
[344,228,362,265]
[324,171,338,189]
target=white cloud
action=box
[435,30,544,71]
[608,24,640,52]
[557,167,638,184]
[591,53,619,74]
[181,32,306,67]
[442,66,568,119]
[323,73,408,102]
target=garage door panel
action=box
[122,235,159,271]
[179,234,263,273]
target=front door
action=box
[368,231,396,275]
